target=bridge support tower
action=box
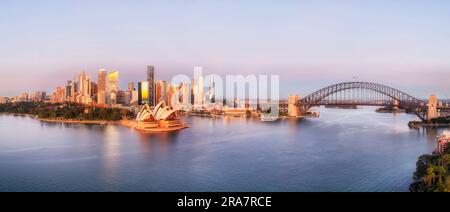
[428,95,438,121]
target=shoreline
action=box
[120,120,189,133]
[1,113,188,132]
[408,121,450,128]
[39,118,117,125]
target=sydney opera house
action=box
[124,101,186,131]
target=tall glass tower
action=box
[147,66,155,106]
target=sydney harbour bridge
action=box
[295,81,442,121]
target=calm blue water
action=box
[0,107,444,192]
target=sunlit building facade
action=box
[288,95,301,117]
[97,69,107,104]
[138,81,150,105]
[107,71,119,105]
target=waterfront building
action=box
[135,101,182,129]
[428,95,438,120]
[435,131,450,155]
[288,95,301,117]
[147,66,155,106]
[97,69,107,105]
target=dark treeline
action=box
[412,145,450,192]
[430,116,450,124]
[0,102,133,121]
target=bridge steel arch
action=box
[298,82,427,121]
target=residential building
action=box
[435,131,450,155]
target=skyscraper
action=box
[65,81,72,101]
[155,80,167,105]
[208,76,216,103]
[77,71,93,104]
[138,81,150,105]
[107,71,119,105]
[78,71,90,97]
[193,67,205,109]
[128,82,135,92]
[97,69,107,105]
[147,66,155,106]
[107,71,119,93]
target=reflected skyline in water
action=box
[0,107,446,192]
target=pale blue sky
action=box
[1,0,450,98]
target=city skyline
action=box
[1,0,450,98]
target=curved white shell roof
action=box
[136,101,177,122]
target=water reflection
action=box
[0,109,449,192]
[100,126,122,187]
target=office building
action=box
[107,71,119,104]
[147,66,155,106]
[54,86,65,102]
[155,80,167,105]
[97,69,107,104]
[65,81,73,101]
[128,82,135,92]
[138,81,150,105]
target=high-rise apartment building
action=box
[76,71,93,104]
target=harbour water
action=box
[0,107,444,192]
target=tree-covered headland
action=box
[0,102,133,121]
